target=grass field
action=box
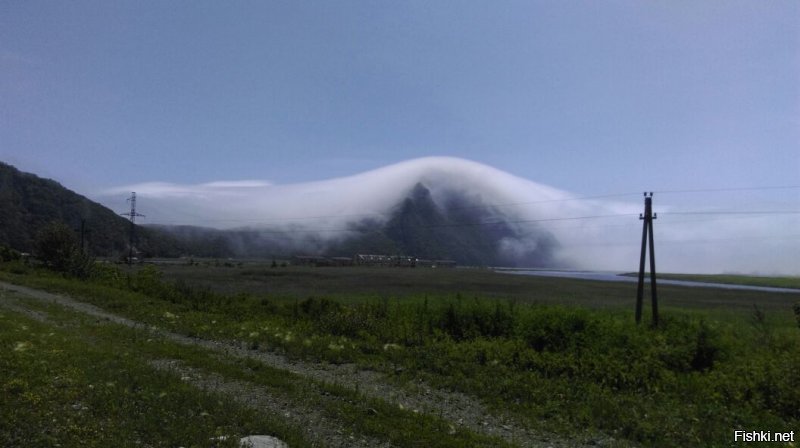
[0,291,311,448]
[159,263,799,312]
[2,260,799,447]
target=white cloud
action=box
[103,180,273,198]
[95,156,800,275]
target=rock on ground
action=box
[240,435,289,448]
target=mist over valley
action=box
[98,157,799,274]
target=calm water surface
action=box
[495,269,800,294]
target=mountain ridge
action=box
[0,160,560,266]
[0,162,213,258]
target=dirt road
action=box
[0,280,613,447]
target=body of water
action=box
[495,269,800,294]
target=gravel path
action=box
[0,280,615,448]
[150,359,391,448]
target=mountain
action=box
[0,162,197,258]
[149,182,561,267]
[1,159,562,266]
[145,225,327,259]
[326,183,559,266]
[10,156,799,273]
[93,157,579,266]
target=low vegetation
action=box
[0,295,309,447]
[2,258,799,447]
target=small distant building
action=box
[353,254,394,266]
[353,254,456,268]
[292,254,456,268]
[293,255,330,267]
[416,259,456,268]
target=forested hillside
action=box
[0,162,559,266]
[0,162,188,257]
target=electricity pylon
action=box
[120,192,145,265]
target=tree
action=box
[35,221,94,278]
[0,244,21,262]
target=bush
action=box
[794,303,800,329]
[517,307,596,352]
[0,244,21,262]
[35,222,78,271]
[298,297,342,319]
[35,222,95,279]
[433,300,515,341]
[690,319,719,371]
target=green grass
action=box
[2,262,799,447]
[157,263,799,311]
[0,277,514,448]
[0,295,310,448]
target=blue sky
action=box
[2,1,798,273]
[1,1,798,218]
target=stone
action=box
[239,435,289,448]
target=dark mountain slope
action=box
[0,162,187,257]
[327,183,559,267]
[1,162,560,266]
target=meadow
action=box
[2,259,799,447]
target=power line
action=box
[662,210,800,216]
[143,207,799,236]
[143,191,644,226]
[654,185,800,195]
[134,183,800,230]
[574,234,800,248]
[147,208,799,233]
[157,212,639,236]
[444,192,642,211]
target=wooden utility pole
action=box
[635,192,658,326]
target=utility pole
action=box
[120,192,145,265]
[635,192,658,326]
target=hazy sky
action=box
[2,1,797,192]
[1,2,799,273]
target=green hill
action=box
[0,162,560,266]
[0,162,186,258]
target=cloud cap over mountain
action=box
[97,157,800,275]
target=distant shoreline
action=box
[497,269,800,294]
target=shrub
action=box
[690,320,719,371]
[653,316,722,373]
[433,300,515,341]
[318,306,380,338]
[794,303,800,329]
[35,222,79,272]
[0,244,21,262]
[298,297,341,319]
[35,221,95,279]
[517,307,596,352]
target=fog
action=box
[98,157,799,275]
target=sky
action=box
[1,1,798,273]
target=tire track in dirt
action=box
[150,359,391,448]
[0,281,613,448]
